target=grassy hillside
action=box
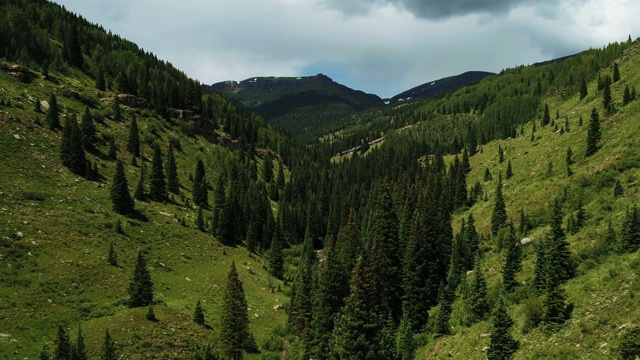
[415,38,640,359]
[0,65,290,359]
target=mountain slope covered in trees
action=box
[2,1,640,359]
[208,74,383,141]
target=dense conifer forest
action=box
[1,1,640,359]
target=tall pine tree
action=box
[487,297,518,360]
[47,93,60,130]
[166,144,179,194]
[60,114,87,176]
[128,251,153,308]
[110,160,134,214]
[491,173,507,235]
[586,107,601,157]
[219,262,252,360]
[330,260,377,360]
[149,143,166,201]
[126,116,140,157]
[100,329,117,360]
[367,179,402,322]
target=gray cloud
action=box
[323,0,559,19]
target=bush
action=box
[618,326,640,360]
[180,120,196,137]
[521,296,543,334]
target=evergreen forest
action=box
[1,1,640,359]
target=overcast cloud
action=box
[53,0,639,98]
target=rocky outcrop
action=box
[0,63,36,82]
[116,94,149,109]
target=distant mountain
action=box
[389,71,494,103]
[207,74,383,140]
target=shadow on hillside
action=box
[127,210,149,222]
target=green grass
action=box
[0,66,288,359]
[417,40,640,359]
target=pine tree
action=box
[502,226,522,292]
[134,164,146,201]
[107,242,118,266]
[498,144,504,163]
[487,297,518,360]
[290,265,313,337]
[376,314,396,360]
[192,159,208,207]
[72,325,87,360]
[613,62,620,82]
[542,103,550,126]
[40,345,50,360]
[54,325,71,360]
[126,116,139,157]
[110,160,134,214]
[533,239,548,293]
[219,262,252,360]
[484,168,492,181]
[396,312,415,360]
[505,160,513,179]
[196,207,205,231]
[63,22,83,68]
[100,329,117,360]
[614,179,624,197]
[541,284,568,334]
[60,114,87,175]
[619,204,640,253]
[268,229,284,279]
[276,162,285,188]
[211,176,226,238]
[47,93,60,130]
[491,173,507,235]
[193,300,205,326]
[621,85,632,106]
[108,138,117,160]
[310,236,347,359]
[368,179,402,322]
[579,78,588,100]
[586,107,601,157]
[463,262,489,325]
[95,66,106,91]
[113,96,122,122]
[149,143,166,201]
[402,212,430,331]
[603,80,612,111]
[79,107,95,150]
[433,282,452,338]
[547,198,575,287]
[166,144,179,194]
[330,260,377,360]
[262,157,273,183]
[128,251,153,308]
[566,146,573,176]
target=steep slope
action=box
[0,2,295,359]
[416,39,640,359]
[208,74,383,140]
[389,70,494,103]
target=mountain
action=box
[3,1,640,359]
[389,71,494,103]
[208,74,383,140]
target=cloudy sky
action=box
[53,0,639,98]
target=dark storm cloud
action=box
[325,0,558,19]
